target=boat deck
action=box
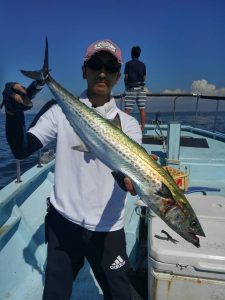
[1,122,225,299]
[143,124,225,196]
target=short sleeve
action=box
[28,105,59,146]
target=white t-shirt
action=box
[29,91,142,231]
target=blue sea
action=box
[0,111,225,190]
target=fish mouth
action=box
[197,227,206,237]
[188,231,200,248]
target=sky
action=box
[1,0,225,112]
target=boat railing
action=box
[14,93,225,184]
[114,92,225,132]
[15,149,42,183]
[16,160,22,183]
[171,94,224,132]
[15,148,54,184]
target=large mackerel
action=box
[21,38,205,247]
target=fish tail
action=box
[20,37,50,82]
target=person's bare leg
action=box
[140,109,146,131]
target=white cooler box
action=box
[148,194,225,300]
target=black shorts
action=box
[43,205,132,300]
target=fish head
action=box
[149,182,206,247]
[162,202,205,247]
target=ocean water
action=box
[0,111,225,190]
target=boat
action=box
[1,93,225,299]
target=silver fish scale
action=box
[50,80,168,199]
[49,78,200,224]
[48,79,178,212]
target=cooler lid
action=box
[149,195,225,273]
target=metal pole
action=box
[37,149,43,168]
[172,97,179,121]
[194,95,200,127]
[15,160,22,183]
[213,100,220,132]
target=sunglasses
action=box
[86,59,121,73]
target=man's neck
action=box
[87,91,111,107]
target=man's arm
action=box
[143,64,146,82]
[124,74,129,87]
[3,82,44,159]
[6,112,42,159]
[124,62,129,87]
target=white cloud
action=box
[191,79,225,96]
[160,80,225,97]
[162,88,185,94]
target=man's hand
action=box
[112,155,158,196]
[124,177,137,196]
[123,154,158,196]
[150,153,158,161]
[2,82,33,114]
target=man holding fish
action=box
[3,39,143,300]
[3,37,205,299]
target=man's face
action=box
[82,51,121,97]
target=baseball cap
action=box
[84,39,122,64]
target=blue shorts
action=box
[124,86,147,110]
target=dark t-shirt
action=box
[124,59,146,86]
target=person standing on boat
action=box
[124,46,147,131]
[2,39,142,300]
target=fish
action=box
[20,38,205,247]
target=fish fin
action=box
[20,37,50,82]
[71,144,90,152]
[111,171,127,191]
[71,136,90,152]
[156,182,173,199]
[110,113,122,129]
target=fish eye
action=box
[190,220,198,227]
